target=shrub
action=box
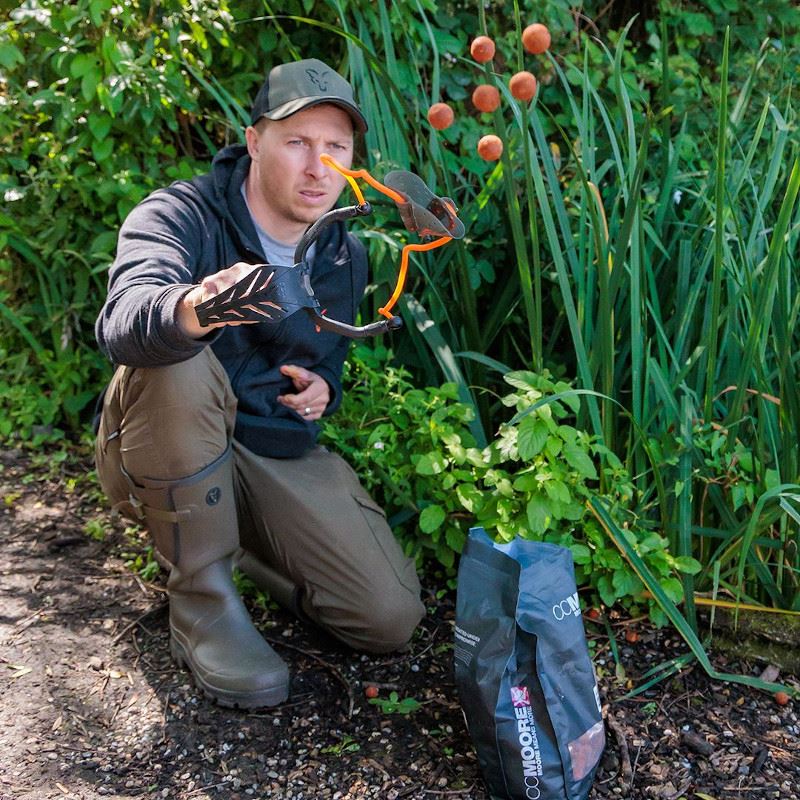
[321,344,701,623]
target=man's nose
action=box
[305,147,327,179]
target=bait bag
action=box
[455,527,605,800]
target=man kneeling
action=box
[94,58,424,708]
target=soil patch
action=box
[1,446,798,799]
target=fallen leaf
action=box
[7,664,32,678]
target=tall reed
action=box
[307,3,800,613]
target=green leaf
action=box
[517,416,549,460]
[638,532,666,553]
[415,452,447,475]
[0,44,24,69]
[672,555,702,575]
[92,137,113,162]
[70,53,96,78]
[570,543,592,565]
[612,568,643,597]
[89,229,119,257]
[437,544,454,568]
[545,437,562,458]
[597,575,617,606]
[445,525,466,553]
[89,0,108,27]
[504,371,540,392]
[684,12,714,36]
[88,114,112,140]
[659,576,684,604]
[544,479,571,505]
[81,69,100,102]
[563,442,598,479]
[456,484,482,513]
[62,390,96,415]
[526,494,551,534]
[512,473,538,492]
[419,504,446,533]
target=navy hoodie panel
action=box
[96,144,368,458]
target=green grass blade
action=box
[726,157,800,426]
[590,498,794,697]
[401,295,486,448]
[703,27,730,421]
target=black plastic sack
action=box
[455,527,605,800]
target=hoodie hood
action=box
[205,144,265,261]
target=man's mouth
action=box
[299,189,327,201]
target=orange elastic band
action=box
[379,236,452,318]
[320,153,406,205]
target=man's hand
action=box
[277,364,330,422]
[178,262,259,339]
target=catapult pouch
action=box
[455,527,605,800]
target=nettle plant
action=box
[322,346,700,621]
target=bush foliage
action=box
[2,1,799,623]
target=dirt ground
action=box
[1,445,799,800]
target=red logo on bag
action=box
[510,686,530,707]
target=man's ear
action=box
[245,125,260,159]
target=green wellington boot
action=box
[127,447,289,708]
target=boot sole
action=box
[170,634,289,709]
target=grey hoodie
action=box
[96,144,368,458]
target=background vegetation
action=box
[2,1,799,682]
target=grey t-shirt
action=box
[241,184,315,267]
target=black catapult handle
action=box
[294,202,372,265]
[193,200,403,338]
[306,308,404,339]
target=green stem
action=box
[703,27,730,422]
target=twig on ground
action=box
[366,757,390,780]
[606,712,632,790]
[184,783,230,797]
[111,602,168,644]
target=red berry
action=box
[364,685,379,699]
[510,71,537,102]
[522,23,551,55]
[427,102,455,130]
[472,84,500,113]
[470,36,496,63]
[477,135,503,161]
[775,691,790,706]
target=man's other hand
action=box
[178,262,259,339]
[277,365,330,421]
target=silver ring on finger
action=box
[304,406,312,416]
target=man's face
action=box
[245,104,355,239]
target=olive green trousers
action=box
[95,348,424,652]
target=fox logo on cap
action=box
[306,68,330,91]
